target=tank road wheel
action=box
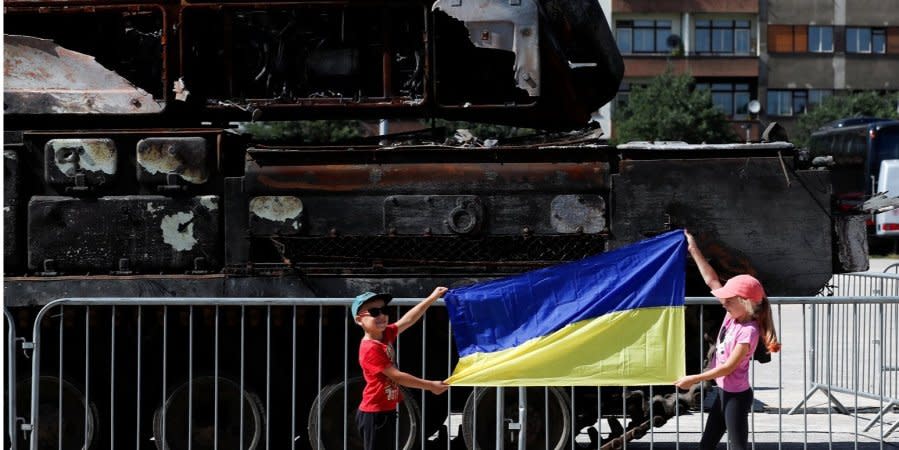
[17,376,99,450]
[307,377,420,450]
[152,376,265,450]
[461,387,571,450]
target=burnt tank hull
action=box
[2,0,865,448]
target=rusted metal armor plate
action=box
[28,195,220,273]
[612,158,832,296]
[4,35,162,115]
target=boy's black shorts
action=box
[355,409,397,450]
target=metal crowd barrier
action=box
[789,272,899,437]
[13,296,899,450]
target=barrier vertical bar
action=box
[544,387,548,450]
[446,324,454,450]
[84,306,90,450]
[854,302,859,450]
[290,306,296,450]
[214,306,219,450]
[570,386,574,449]
[316,305,322,450]
[517,387,526,450]
[421,313,427,450]
[265,306,271,450]
[597,386,602,450]
[446,322,451,450]
[496,387,504,450]
[5,310,16,450]
[343,305,348,450]
[162,306,168,450]
[188,306,193,450]
[240,306,245,450]
[136,306,141,450]
[110,305,115,450]
[803,304,808,450]
[59,307,64,450]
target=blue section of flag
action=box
[444,229,686,357]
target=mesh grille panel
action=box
[270,235,608,265]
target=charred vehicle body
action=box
[3,0,866,449]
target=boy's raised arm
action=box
[395,286,447,333]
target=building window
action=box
[696,82,751,117]
[695,19,752,55]
[847,27,886,53]
[808,26,833,53]
[809,89,833,105]
[616,20,672,54]
[767,89,833,116]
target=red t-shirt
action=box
[358,324,402,412]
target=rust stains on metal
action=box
[4,35,162,114]
[247,162,609,193]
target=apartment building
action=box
[606,0,899,140]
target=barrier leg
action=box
[787,384,850,415]
[862,399,899,432]
[787,385,822,415]
[884,413,899,437]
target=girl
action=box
[675,230,781,450]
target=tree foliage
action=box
[796,91,899,147]
[613,70,737,144]
[239,120,365,143]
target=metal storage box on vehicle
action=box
[27,195,221,273]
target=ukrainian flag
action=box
[444,230,686,386]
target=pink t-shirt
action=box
[712,315,759,393]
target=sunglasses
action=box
[361,307,387,318]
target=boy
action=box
[352,288,449,450]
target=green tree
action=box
[239,120,364,143]
[614,70,737,144]
[796,91,899,147]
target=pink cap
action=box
[711,274,766,303]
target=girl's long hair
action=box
[754,298,781,353]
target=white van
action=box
[875,159,899,237]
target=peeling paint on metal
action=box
[160,212,197,251]
[250,196,303,230]
[136,138,209,184]
[199,196,219,211]
[49,139,117,176]
[146,203,164,214]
